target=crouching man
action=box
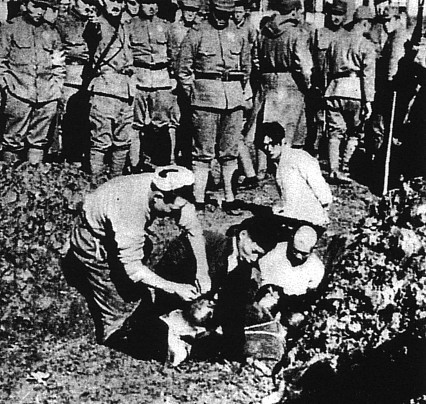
[61,165,210,360]
[255,226,325,336]
[152,215,282,363]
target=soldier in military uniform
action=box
[325,6,376,182]
[369,6,408,157]
[84,0,135,177]
[56,0,94,165]
[257,0,313,149]
[129,0,177,171]
[0,0,65,165]
[170,0,200,168]
[306,0,347,157]
[177,0,251,212]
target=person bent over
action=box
[62,166,210,360]
[153,215,281,362]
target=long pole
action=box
[383,91,397,195]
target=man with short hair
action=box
[62,165,210,358]
[83,0,135,176]
[0,0,65,165]
[177,0,251,212]
[257,0,313,148]
[129,0,177,170]
[259,122,332,229]
[325,5,376,182]
[259,225,324,297]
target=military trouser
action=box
[2,92,58,153]
[192,107,242,203]
[326,97,363,175]
[89,94,133,176]
[131,87,179,168]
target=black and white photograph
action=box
[0,0,425,402]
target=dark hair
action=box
[255,122,286,149]
[159,185,195,204]
[230,215,280,253]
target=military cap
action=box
[179,0,201,9]
[29,0,57,8]
[153,165,195,192]
[378,6,399,21]
[210,0,235,12]
[329,0,347,15]
[353,5,374,21]
[273,0,301,14]
[234,0,246,8]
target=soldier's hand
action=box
[51,50,65,67]
[170,78,177,91]
[363,102,372,120]
[173,283,200,301]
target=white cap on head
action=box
[152,165,195,192]
[293,225,318,253]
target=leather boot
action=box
[111,148,129,178]
[90,150,105,176]
[27,148,44,165]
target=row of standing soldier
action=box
[0,0,423,194]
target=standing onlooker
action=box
[325,6,376,182]
[177,0,251,212]
[257,0,313,149]
[0,0,65,165]
[369,6,408,156]
[56,0,94,165]
[129,0,177,171]
[170,0,201,168]
[83,0,134,177]
[306,0,347,157]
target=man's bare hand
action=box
[173,283,200,301]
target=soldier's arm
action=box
[388,32,407,81]
[240,33,252,87]
[293,29,313,91]
[361,39,376,103]
[167,23,179,77]
[51,27,66,79]
[0,24,11,88]
[177,28,198,98]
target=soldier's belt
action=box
[195,71,244,81]
[331,71,361,79]
[133,61,169,70]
